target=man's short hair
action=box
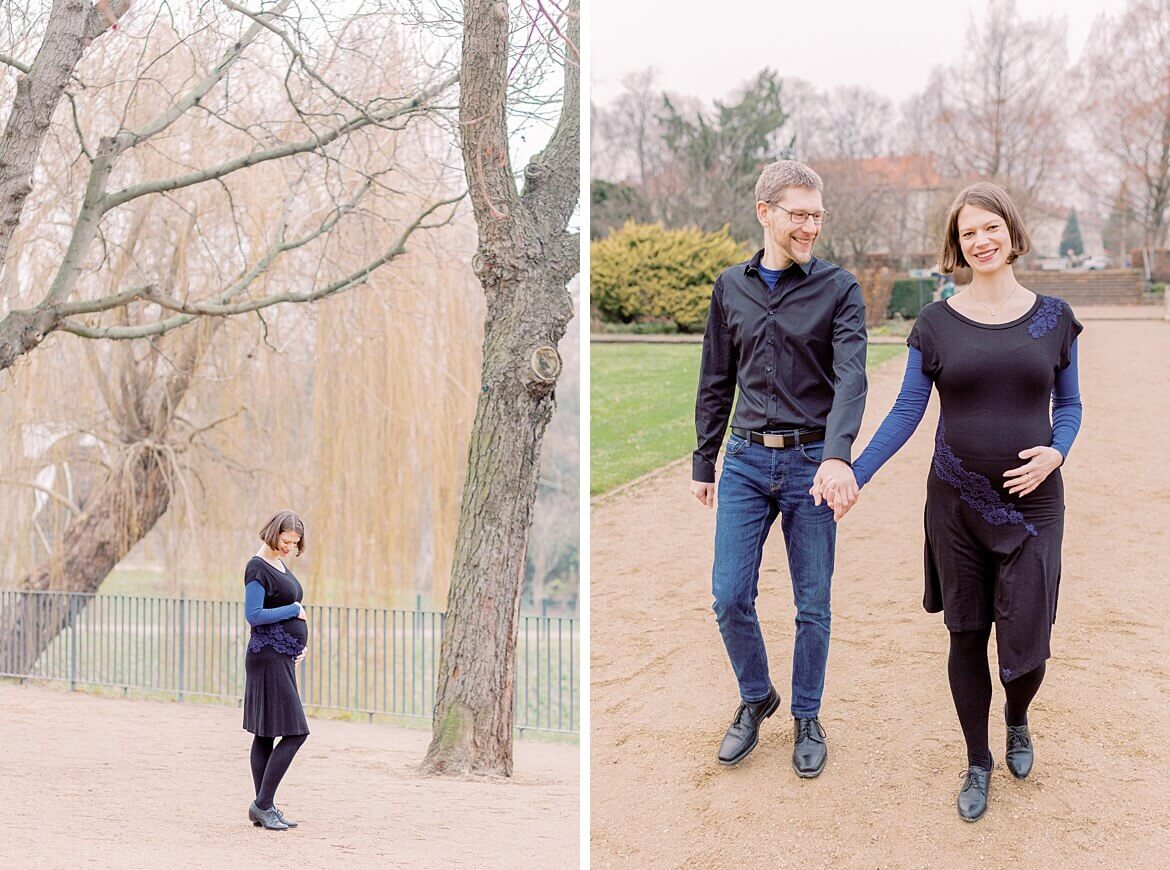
[940,182,1032,273]
[755,160,824,205]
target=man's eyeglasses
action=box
[769,203,829,225]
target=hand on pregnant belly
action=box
[1003,445,1063,496]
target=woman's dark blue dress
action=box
[243,557,309,737]
[908,295,1082,681]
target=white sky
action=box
[590,0,1120,107]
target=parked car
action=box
[1037,258,1070,271]
[1080,255,1112,270]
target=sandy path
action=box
[590,319,1170,867]
[1,682,577,868]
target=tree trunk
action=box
[424,263,570,775]
[0,0,128,270]
[0,442,173,673]
[0,319,213,674]
[423,0,579,775]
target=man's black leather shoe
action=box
[956,756,993,822]
[717,686,780,766]
[792,717,827,778]
[1006,723,1033,779]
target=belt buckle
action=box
[761,431,793,448]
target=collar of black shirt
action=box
[744,248,815,278]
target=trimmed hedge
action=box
[888,278,933,318]
[591,222,744,333]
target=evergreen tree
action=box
[1060,209,1084,257]
[656,69,794,242]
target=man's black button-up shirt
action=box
[692,249,868,483]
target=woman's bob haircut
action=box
[939,182,1032,274]
[259,509,305,554]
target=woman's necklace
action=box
[969,283,1018,318]
[260,549,285,572]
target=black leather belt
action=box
[731,427,826,448]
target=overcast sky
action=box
[590,0,1120,107]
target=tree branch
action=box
[104,72,459,210]
[0,478,82,516]
[519,0,579,232]
[0,52,31,75]
[109,0,294,155]
[58,194,463,339]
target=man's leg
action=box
[778,449,836,718]
[712,449,779,704]
[778,444,836,777]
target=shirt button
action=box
[766,366,772,372]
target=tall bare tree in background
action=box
[0,1,458,370]
[423,0,579,776]
[1082,0,1170,250]
[0,1,466,670]
[912,0,1069,216]
[804,86,896,266]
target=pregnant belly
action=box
[280,617,308,645]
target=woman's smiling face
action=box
[957,204,1013,274]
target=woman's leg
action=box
[948,625,993,768]
[255,734,308,810]
[1003,661,1046,726]
[250,735,275,796]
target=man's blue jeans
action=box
[712,432,836,717]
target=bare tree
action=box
[0,2,465,669]
[913,0,1069,216]
[0,1,459,371]
[423,0,579,776]
[1081,0,1170,249]
[803,86,897,267]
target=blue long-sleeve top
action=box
[852,340,1082,487]
[244,581,302,626]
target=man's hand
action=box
[809,459,858,519]
[690,480,715,508]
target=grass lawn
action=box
[591,342,906,495]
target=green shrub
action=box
[888,278,933,318]
[1150,282,1166,295]
[591,222,744,333]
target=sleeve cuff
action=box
[822,435,853,466]
[692,455,715,483]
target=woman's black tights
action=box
[250,734,308,810]
[948,626,1046,769]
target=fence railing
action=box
[0,590,578,735]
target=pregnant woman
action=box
[244,509,310,831]
[830,183,1083,822]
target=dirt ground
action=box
[1,682,578,868]
[590,317,1170,868]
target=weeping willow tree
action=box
[0,2,481,670]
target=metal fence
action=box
[0,590,578,735]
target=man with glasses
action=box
[690,159,867,776]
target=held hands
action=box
[809,458,860,521]
[690,480,715,508]
[1003,446,1063,497]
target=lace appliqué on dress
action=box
[933,421,1038,537]
[1027,296,1064,339]
[248,623,305,657]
